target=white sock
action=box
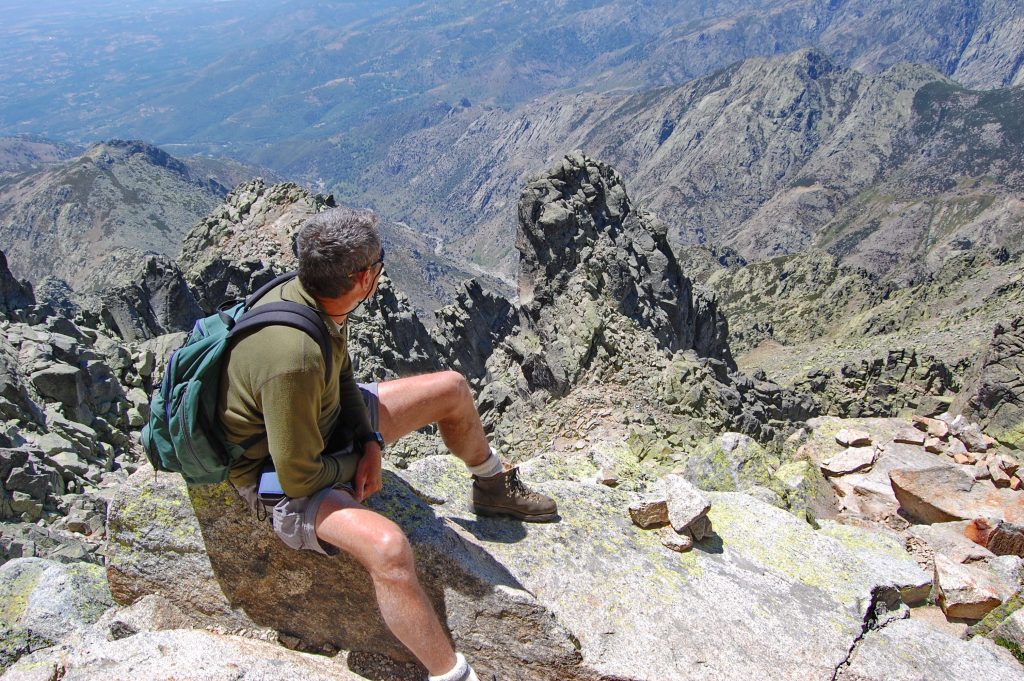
[466,447,504,478]
[428,653,479,681]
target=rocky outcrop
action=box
[796,349,956,418]
[174,180,443,382]
[514,152,732,397]
[106,470,583,680]
[432,153,811,447]
[0,317,149,566]
[177,179,327,312]
[655,354,816,441]
[99,254,203,341]
[432,279,516,385]
[0,253,33,323]
[31,277,80,323]
[348,275,441,381]
[953,318,1024,450]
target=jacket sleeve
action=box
[259,366,347,498]
[334,350,374,447]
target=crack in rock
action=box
[831,586,909,681]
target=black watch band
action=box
[360,431,385,451]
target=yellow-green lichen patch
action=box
[117,479,190,534]
[708,494,868,608]
[990,419,1024,450]
[189,480,246,514]
[522,450,601,484]
[973,589,1024,638]
[994,636,1024,664]
[816,521,909,562]
[0,562,45,627]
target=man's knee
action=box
[365,524,416,583]
[437,370,472,405]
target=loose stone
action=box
[659,527,694,552]
[894,427,926,446]
[835,428,872,447]
[628,498,669,529]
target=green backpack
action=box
[140,272,332,486]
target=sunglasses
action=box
[368,246,385,271]
[351,246,385,278]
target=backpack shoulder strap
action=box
[246,271,299,308]
[229,301,334,378]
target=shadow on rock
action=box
[693,531,725,555]
[106,468,583,681]
[450,515,534,544]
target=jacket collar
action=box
[280,276,344,340]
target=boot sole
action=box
[471,503,559,523]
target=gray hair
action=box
[295,207,381,298]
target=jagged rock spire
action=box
[511,151,733,395]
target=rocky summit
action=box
[1,151,1024,681]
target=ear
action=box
[353,267,373,289]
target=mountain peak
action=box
[83,139,187,175]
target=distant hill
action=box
[0,140,226,292]
[0,136,81,174]
[177,154,285,195]
[1,0,1021,198]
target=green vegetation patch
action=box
[971,589,1024,639]
[994,637,1024,665]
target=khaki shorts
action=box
[234,383,380,555]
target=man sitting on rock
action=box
[217,206,557,681]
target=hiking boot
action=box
[471,466,558,522]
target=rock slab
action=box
[106,469,581,680]
[934,553,1008,621]
[838,618,1024,681]
[889,466,1024,524]
[2,629,365,681]
[400,456,934,681]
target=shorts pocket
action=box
[271,502,306,551]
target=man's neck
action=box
[316,291,362,323]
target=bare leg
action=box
[315,488,457,675]
[377,371,490,467]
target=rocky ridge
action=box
[0,140,227,294]
[953,318,1024,450]
[176,178,504,324]
[710,247,1023,425]
[366,50,1023,286]
[0,153,1023,678]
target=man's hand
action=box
[354,442,383,502]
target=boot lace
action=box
[505,467,544,501]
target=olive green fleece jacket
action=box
[217,277,373,498]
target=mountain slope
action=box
[362,50,1023,282]
[1,1,1021,192]
[0,136,81,175]
[0,140,226,292]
